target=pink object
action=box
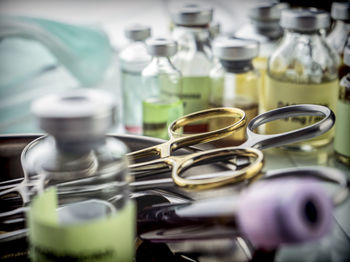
[237,178,333,249]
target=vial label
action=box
[334,100,350,157]
[180,76,210,132]
[28,188,135,262]
[263,76,338,147]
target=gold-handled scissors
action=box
[128,104,335,190]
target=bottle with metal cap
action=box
[119,24,151,135]
[263,9,339,150]
[334,45,350,166]
[235,2,288,100]
[23,89,134,261]
[327,2,350,79]
[209,37,260,146]
[171,3,213,133]
[142,38,183,139]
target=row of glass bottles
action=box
[119,2,350,152]
[119,3,214,136]
[237,3,349,152]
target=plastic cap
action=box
[213,37,259,61]
[344,45,350,67]
[171,3,213,26]
[331,2,350,21]
[146,38,177,57]
[237,178,333,249]
[124,24,151,41]
[32,89,116,140]
[280,8,330,31]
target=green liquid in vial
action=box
[143,97,183,140]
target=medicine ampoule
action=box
[171,3,213,133]
[235,2,288,110]
[327,2,350,79]
[209,37,260,146]
[334,46,350,166]
[119,24,151,134]
[23,89,134,261]
[263,9,339,150]
[142,38,183,139]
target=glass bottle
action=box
[327,2,350,79]
[235,2,288,109]
[171,3,213,133]
[142,38,183,140]
[334,46,350,166]
[119,24,151,134]
[23,89,134,261]
[209,37,260,146]
[263,9,339,150]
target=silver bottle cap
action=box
[249,2,288,22]
[344,45,350,67]
[280,8,330,31]
[124,24,151,41]
[171,3,213,26]
[146,38,177,57]
[331,2,350,21]
[213,37,259,61]
[32,89,116,140]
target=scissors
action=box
[1,165,349,243]
[128,104,335,190]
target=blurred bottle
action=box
[327,2,350,79]
[209,21,221,40]
[235,2,288,113]
[119,24,151,135]
[209,37,260,146]
[171,3,213,133]
[23,89,134,261]
[263,9,339,151]
[142,38,183,140]
[334,46,350,166]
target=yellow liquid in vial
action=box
[262,76,338,150]
[210,100,258,147]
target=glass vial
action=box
[235,2,287,105]
[209,37,260,146]
[263,9,339,150]
[334,46,350,166]
[327,2,350,79]
[142,38,183,140]
[119,24,151,134]
[23,89,134,261]
[171,3,213,132]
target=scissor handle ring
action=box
[171,147,264,190]
[168,107,246,148]
[243,104,335,149]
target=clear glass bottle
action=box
[23,89,134,261]
[119,24,151,134]
[171,3,213,133]
[210,37,260,146]
[327,2,350,79]
[235,2,288,108]
[334,46,350,166]
[142,38,183,140]
[263,9,339,150]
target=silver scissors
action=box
[128,104,335,189]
